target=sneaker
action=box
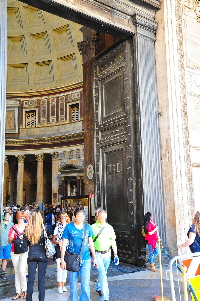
[62,287,67,292]
[58,287,63,294]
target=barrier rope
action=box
[188,284,198,301]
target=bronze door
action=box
[93,39,138,262]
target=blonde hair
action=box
[193,211,200,236]
[25,211,43,245]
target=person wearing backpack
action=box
[8,211,28,300]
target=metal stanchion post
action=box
[154,239,171,301]
[181,265,188,301]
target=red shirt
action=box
[145,219,158,250]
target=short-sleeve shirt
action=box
[62,222,93,261]
[188,224,200,253]
[54,222,67,242]
[91,222,116,251]
[1,221,14,246]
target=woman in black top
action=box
[25,211,48,301]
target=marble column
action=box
[51,152,59,205]
[36,154,44,205]
[16,155,25,207]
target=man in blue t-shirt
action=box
[60,208,97,301]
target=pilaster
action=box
[3,156,9,206]
[161,0,195,254]
[36,154,44,204]
[16,155,25,207]
[51,152,59,205]
[132,13,165,242]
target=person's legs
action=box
[61,265,67,291]
[11,253,21,295]
[56,258,67,292]
[26,261,37,301]
[56,258,63,292]
[18,252,28,294]
[2,244,12,271]
[151,246,159,263]
[147,244,154,264]
[69,270,79,301]
[38,258,48,301]
[147,245,159,272]
[80,259,91,301]
[96,252,110,301]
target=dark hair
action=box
[143,212,151,234]
[74,207,84,217]
[4,211,10,216]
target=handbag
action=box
[65,224,87,272]
[43,225,56,258]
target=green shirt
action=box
[91,221,116,251]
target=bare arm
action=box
[60,238,69,270]
[179,232,196,250]
[111,239,118,257]
[8,235,14,244]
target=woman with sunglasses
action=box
[8,211,28,300]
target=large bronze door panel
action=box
[93,40,137,262]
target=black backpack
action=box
[13,227,28,254]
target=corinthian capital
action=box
[16,155,25,163]
[51,152,59,160]
[36,153,45,161]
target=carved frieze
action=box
[5,131,84,146]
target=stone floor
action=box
[0,260,188,301]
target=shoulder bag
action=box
[43,225,56,258]
[13,227,28,254]
[93,227,105,243]
[65,223,87,272]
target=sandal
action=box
[12,293,21,300]
[22,291,27,299]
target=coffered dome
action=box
[7,0,83,93]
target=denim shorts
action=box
[0,244,12,259]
